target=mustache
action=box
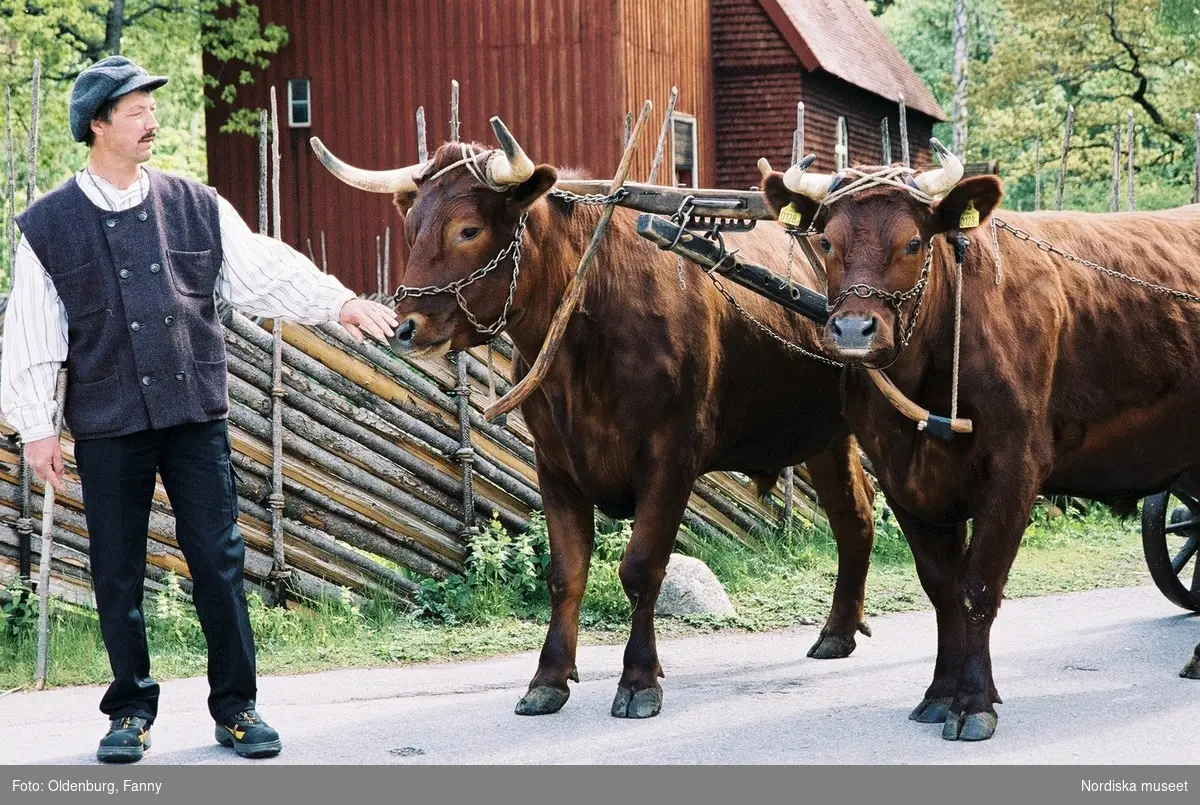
[139,133,156,142]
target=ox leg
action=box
[941,492,1037,742]
[889,503,969,726]
[611,480,693,719]
[803,436,876,659]
[515,486,594,716]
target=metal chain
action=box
[548,187,631,206]
[705,271,845,367]
[786,233,795,293]
[393,212,529,337]
[994,218,1200,305]
[392,189,630,339]
[826,245,934,361]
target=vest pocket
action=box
[192,357,230,416]
[167,248,219,298]
[53,263,109,319]
[64,373,125,436]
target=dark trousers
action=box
[74,419,257,724]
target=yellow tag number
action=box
[959,200,980,229]
[779,202,803,226]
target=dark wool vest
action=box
[16,170,228,440]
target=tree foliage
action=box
[0,1,287,283]
[876,0,1200,211]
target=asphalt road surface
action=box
[4,585,1197,765]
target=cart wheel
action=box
[1141,489,1200,612]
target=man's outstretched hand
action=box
[338,298,399,344]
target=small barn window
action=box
[288,79,311,128]
[672,113,698,188]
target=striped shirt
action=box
[1,168,357,443]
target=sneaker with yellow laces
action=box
[214,709,282,759]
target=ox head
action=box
[311,118,557,357]
[760,140,1003,365]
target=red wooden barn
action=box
[204,0,944,294]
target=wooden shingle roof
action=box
[757,0,947,121]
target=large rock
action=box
[655,554,736,618]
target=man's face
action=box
[92,91,159,163]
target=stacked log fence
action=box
[0,309,826,611]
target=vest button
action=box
[105,218,117,228]
[130,321,141,331]
[137,211,148,222]
[141,376,152,386]
[150,263,161,273]
[119,269,131,279]
[164,315,175,326]
[175,372,185,381]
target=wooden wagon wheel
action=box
[1141,484,1200,612]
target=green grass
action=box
[0,499,1152,693]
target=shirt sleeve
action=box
[214,195,357,324]
[0,236,69,443]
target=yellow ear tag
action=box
[958,200,980,229]
[778,202,803,227]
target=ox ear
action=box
[506,165,559,210]
[761,171,821,230]
[931,175,1003,233]
[393,190,418,217]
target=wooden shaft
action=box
[484,99,653,422]
[647,85,677,185]
[864,367,972,434]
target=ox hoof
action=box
[942,711,997,742]
[611,684,663,719]
[806,621,870,659]
[1180,654,1200,680]
[515,686,570,716]
[909,697,953,723]
[807,632,857,659]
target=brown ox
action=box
[762,144,1200,741]
[313,125,875,718]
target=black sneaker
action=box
[215,710,282,759]
[97,716,151,763]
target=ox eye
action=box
[904,238,922,255]
[459,226,481,241]
[819,236,832,253]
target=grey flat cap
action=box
[70,55,168,142]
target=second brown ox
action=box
[762,143,1200,742]
[312,120,876,718]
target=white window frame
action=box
[288,78,311,129]
[671,112,699,189]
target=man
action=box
[0,55,398,763]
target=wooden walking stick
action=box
[483,100,653,422]
[34,367,68,691]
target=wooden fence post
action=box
[1055,105,1074,211]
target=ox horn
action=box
[486,117,536,186]
[309,137,427,194]
[912,138,964,197]
[781,153,833,201]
